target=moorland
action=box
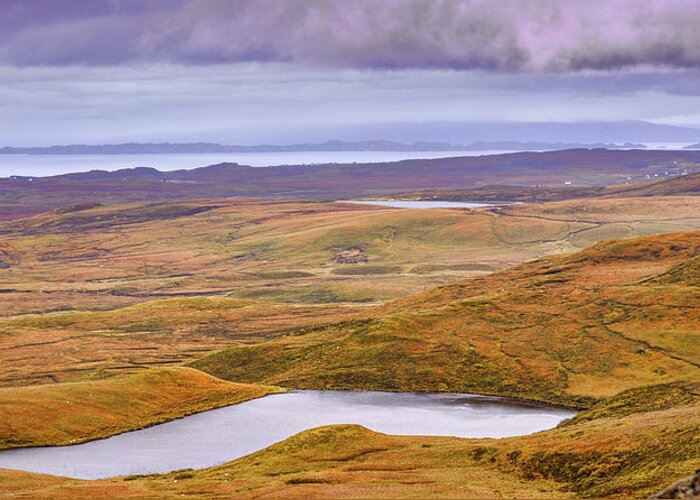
[0,150,699,498]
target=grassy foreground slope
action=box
[194,230,700,407]
[0,232,698,498]
[0,367,280,450]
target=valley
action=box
[1,190,700,388]
[6,5,700,498]
[0,161,698,498]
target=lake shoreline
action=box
[342,200,514,209]
[0,388,575,480]
[0,386,579,453]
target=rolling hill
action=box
[1,167,699,498]
[0,367,280,450]
[603,170,700,197]
[391,171,700,203]
[0,218,698,498]
[2,194,700,387]
[193,230,700,407]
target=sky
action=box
[3,0,700,146]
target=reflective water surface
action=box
[0,390,574,479]
[346,200,504,209]
[0,150,511,177]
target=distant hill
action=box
[0,139,645,155]
[400,171,700,203]
[2,148,700,219]
[684,142,700,149]
[603,171,700,197]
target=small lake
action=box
[0,390,574,480]
[346,200,504,209]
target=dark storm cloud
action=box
[3,0,700,72]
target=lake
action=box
[0,390,574,480]
[346,200,504,209]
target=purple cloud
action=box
[3,0,700,72]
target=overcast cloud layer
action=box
[2,1,700,148]
[4,0,700,72]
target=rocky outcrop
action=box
[651,470,700,499]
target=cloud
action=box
[2,62,700,147]
[3,0,700,72]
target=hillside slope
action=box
[393,171,700,203]
[0,367,280,449]
[3,196,700,387]
[194,231,700,407]
[603,171,700,197]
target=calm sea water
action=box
[0,143,693,178]
[0,150,510,177]
[0,390,573,479]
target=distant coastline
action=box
[0,140,646,155]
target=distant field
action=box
[2,196,700,386]
[0,172,699,498]
[3,196,700,313]
[0,190,700,499]
[394,170,700,203]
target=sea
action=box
[0,143,695,178]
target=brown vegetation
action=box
[1,175,699,498]
[2,382,699,499]
[0,367,280,450]
[194,231,700,406]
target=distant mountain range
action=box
[685,142,700,149]
[0,140,646,155]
